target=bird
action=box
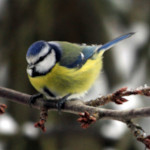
[26,32,134,109]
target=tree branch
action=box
[0,86,150,148]
[0,86,150,121]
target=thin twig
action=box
[85,87,150,107]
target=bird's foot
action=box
[56,94,71,112]
[29,93,43,107]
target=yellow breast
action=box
[28,51,104,97]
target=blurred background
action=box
[0,0,150,150]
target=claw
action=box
[29,93,43,107]
[56,94,71,112]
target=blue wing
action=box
[67,45,97,68]
[68,32,135,68]
[97,32,134,52]
[52,33,134,69]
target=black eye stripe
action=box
[34,49,52,65]
[35,55,46,64]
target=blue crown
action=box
[26,40,46,57]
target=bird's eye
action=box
[39,55,46,63]
[35,49,52,65]
[34,55,46,65]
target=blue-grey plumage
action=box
[26,32,134,100]
[26,33,134,70]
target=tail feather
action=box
[97,32,135,52]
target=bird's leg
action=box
[56,94,71,111]
[29,93,43,107]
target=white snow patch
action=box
[0,114,18,134]
[22,122,39,138]
[112,22,149,79]
[101,120,127,139]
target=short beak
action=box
[27,65,34,77]
[27,64,34,69]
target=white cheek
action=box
[36,50,56,73]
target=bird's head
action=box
[26,41,61,77]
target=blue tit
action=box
[26,33,134,107]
